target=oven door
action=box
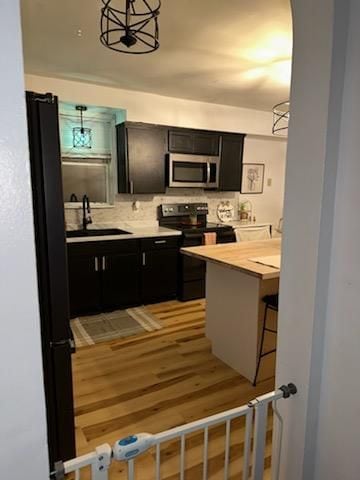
[168,154,219,188]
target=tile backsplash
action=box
[65,188,238,226]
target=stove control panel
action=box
[160,203,209,217]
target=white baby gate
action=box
[53,383,296,480]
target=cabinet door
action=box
[142,249,178,304]
[67,253,101,317]
[193,132,220,156]
[127,124,167,194]
[168,130,194,153]
[219,134,245,191]
[169,129,220,156]
[101,253,141,309]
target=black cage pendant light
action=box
[100,0,161,54]
[272,101,290,136]
[73,105,92,148]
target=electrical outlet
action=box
[267,178,272,187]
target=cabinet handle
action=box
[155,240,167,244]
[142,252,146,266]
[94,257,99,272]
[206,162,211,185]
[130,180,134,194]
[102,256,106,271]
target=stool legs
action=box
[253,303,278,386]
[253,304,268,386]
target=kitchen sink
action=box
[66,228,131,238]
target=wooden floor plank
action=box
[72,299,274,479]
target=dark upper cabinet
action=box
[117,121,246,193]
[117,122,167,194]
[168,130,193,154]
[141,237,179,304]
[169,129,220,156]
[193,132,220,156]
[219,134,246,191]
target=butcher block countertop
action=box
[181,238,281,280]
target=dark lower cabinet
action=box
[67,252,101,315]
[67,236,179,316]
[141,246,178,304]
[67,240,141,317]
[101,252,141,309]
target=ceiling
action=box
[21,0,292,111]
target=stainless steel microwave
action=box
[168,153,220,188]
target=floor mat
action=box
[71,306,163,347]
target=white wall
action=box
[313,1,360,478]
[241,136,287,227]
[0,1,49,480]
[25,74,275,137]
[276,0,355,479]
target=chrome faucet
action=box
[82,195,92,230]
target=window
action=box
[62,159,109,203]
[59,103,125,207]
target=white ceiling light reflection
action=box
[239,59,291,87]
[235,32,292,87]
[242,33,292,64]
[271,59,292,85]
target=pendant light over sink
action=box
[100,0,161,54]
[73,105,92,148]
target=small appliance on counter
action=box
[158,203,235,301]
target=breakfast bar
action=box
[181,238,281,383]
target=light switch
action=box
[267,178,272,187]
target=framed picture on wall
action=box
[241,163,265,194]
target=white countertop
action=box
[66,221,181,243]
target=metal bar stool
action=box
[253,293,279,386]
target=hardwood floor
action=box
[72,300,275,479]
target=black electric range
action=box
[158,203,235,301]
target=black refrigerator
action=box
[26,91,75,466]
